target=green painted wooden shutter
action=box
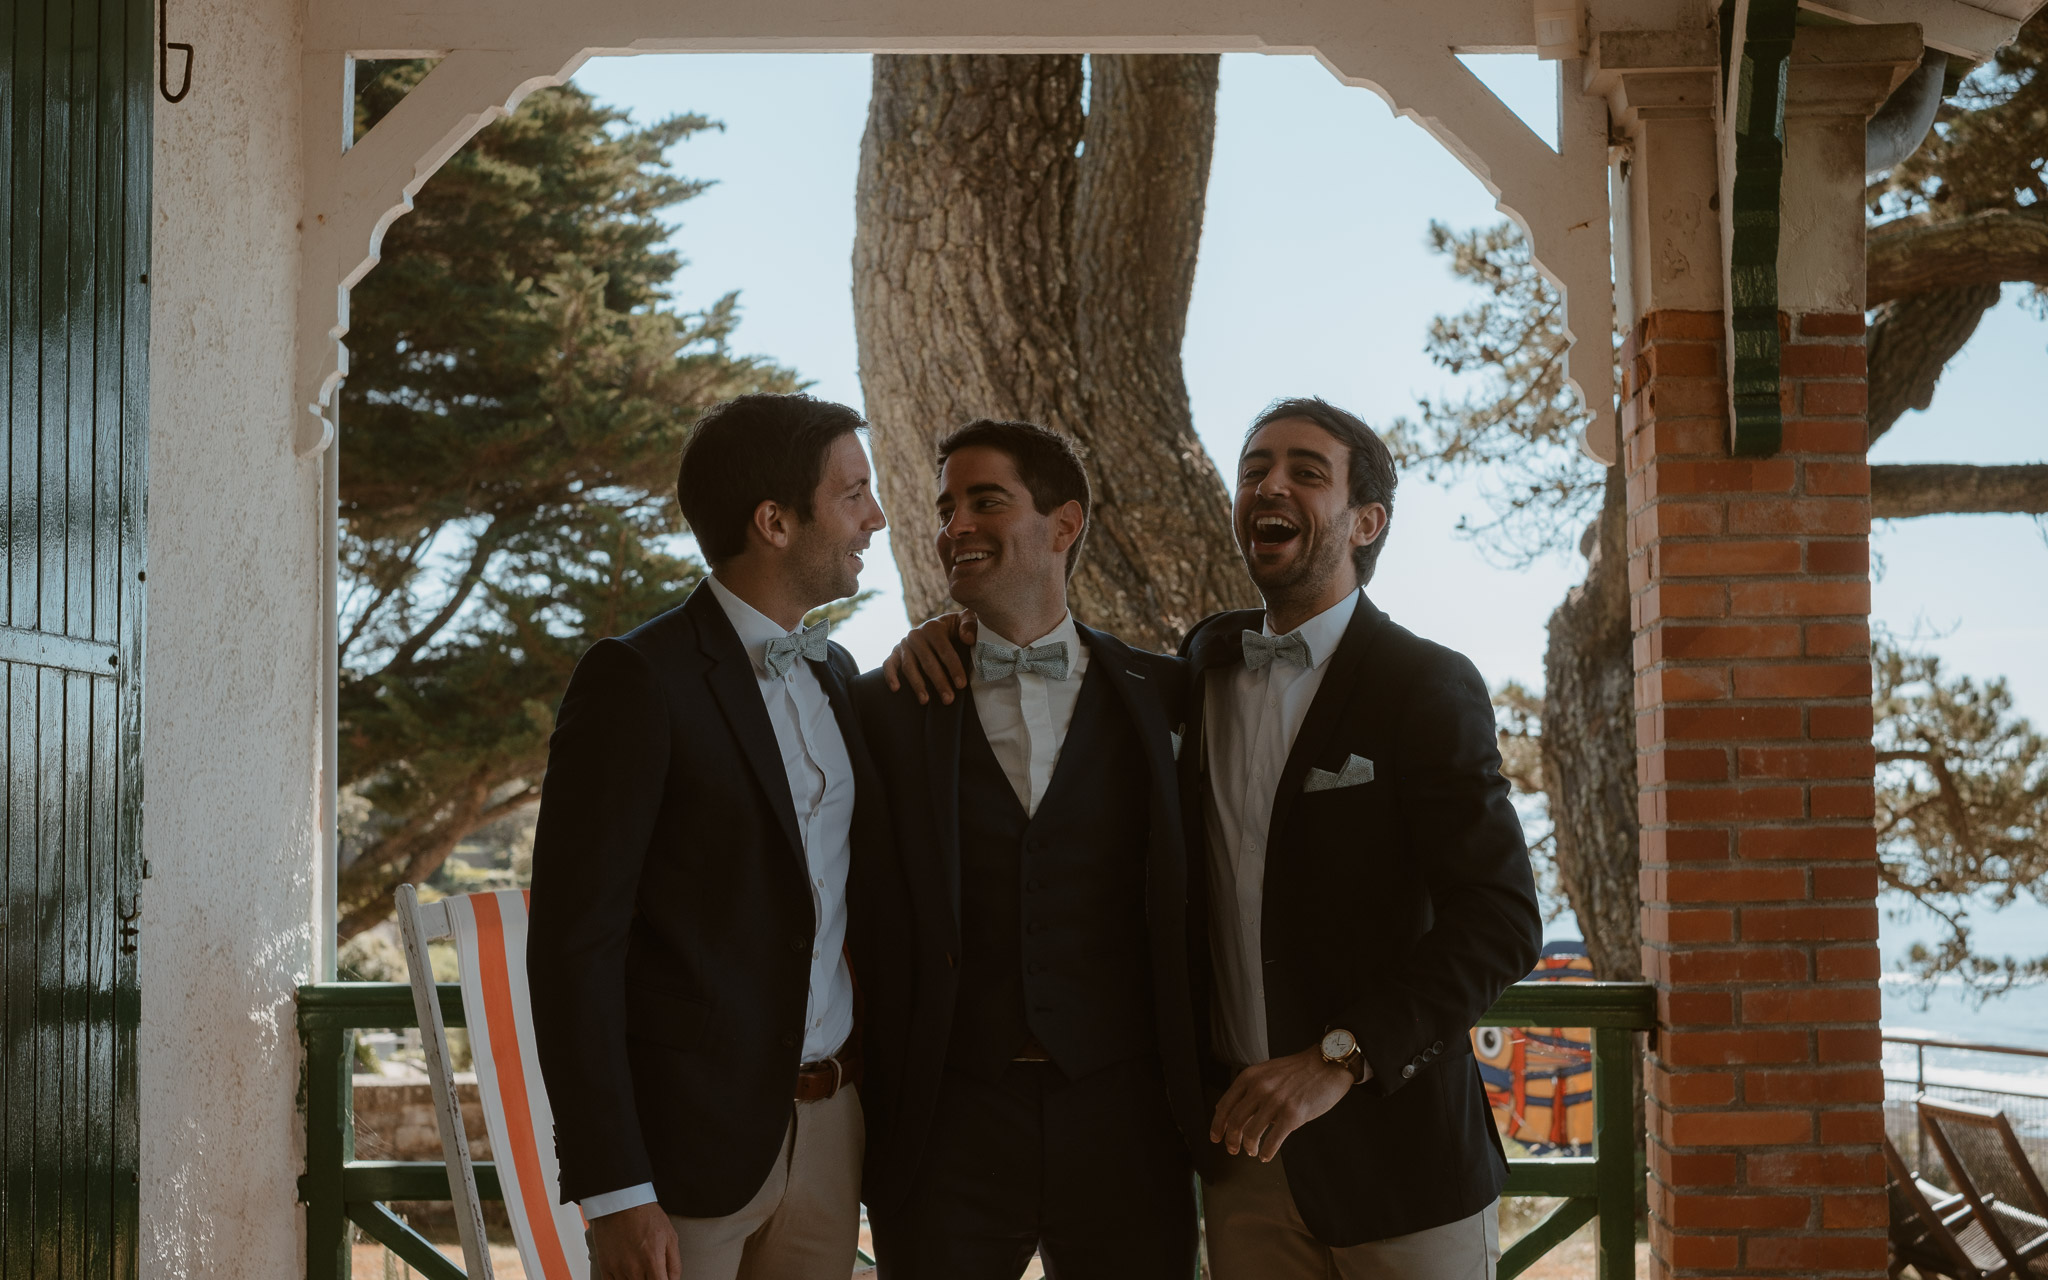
[1,1,150,1276]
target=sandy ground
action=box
[350,1222,1644,1279]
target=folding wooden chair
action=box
[1917,1098,2048,1278]
[398,884,590,1280]
[1888,1132,1995,1278]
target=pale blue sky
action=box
[570,49,2048,1005]
[572,50,2046,717]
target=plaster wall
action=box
[141,0,317,1273]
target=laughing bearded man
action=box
[1182,396,1542,1279]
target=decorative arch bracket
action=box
[295,0,1619,462]
[296,44,589,456]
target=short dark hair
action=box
[1243,396,1398,585]
[935,419,1092,578]
[676,393,867,567]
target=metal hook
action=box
[158,0,192,104]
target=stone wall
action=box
[354,1075,510,1232]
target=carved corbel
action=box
[1317,36,1618,463]
[296,44,588,456]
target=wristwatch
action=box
[1320,1028,1366,1083]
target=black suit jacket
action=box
[848,623,1209,1215]
[526,582,886,1215]
[1179,596,1543,1246]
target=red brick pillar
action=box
[1628,307,1885,1278]
[1616,23,1918,1277]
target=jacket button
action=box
[1027,963,1044,975]
[1402,1064,1417,1079]
[781,1033,796,1048]
[1432,1040,1444,1052]
[789,936,807,953]
[1025,879,1041,893]
[1027,923,1045,935]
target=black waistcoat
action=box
[949,663,1155,1081]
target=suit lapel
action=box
[1263,595,1389,859]
[1079,625,1175,820]
[1183,611,1260,831]
[924,685,966,933]
[813,651,884,838]
[689,585,806,865]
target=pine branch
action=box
[1872,464,2048,519]
[1867,209,2048,306]
[379,522,502,674]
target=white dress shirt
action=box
[970,613,1089,815]
[583,576,858,1219]
[1201,589,1361,1068]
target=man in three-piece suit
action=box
[526,393,889,1280]
[850,420,1206,1279]
[1182,397,1544,1278]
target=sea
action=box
[1551,890,2048,1098]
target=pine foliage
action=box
[335,64,797,939]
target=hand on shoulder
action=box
[882,610,979,704]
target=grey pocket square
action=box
[1170,730,1185,761]
[1304,754,1375,792]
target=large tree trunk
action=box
[853,54,1255,649]
[1542,464,1642,981]
[1866,210,2048,306]
[1867,281,2002,442]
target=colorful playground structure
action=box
[1474,941,1597,1157]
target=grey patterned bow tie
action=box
[1241,629,1312,672]
[763,623,833,679]
[975,640,1073,682]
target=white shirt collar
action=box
[1262,589,1360,670]
[974,611,1083,683]
[705,575,804,676]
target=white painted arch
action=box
[295,0,1621,462]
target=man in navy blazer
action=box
[527,394,889,1280]
[1181,397,1542,1278]
[850,420,1206,1279]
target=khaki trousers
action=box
[595,1085,864,1280]
[1203,1152,1498,1280]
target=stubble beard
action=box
[1241,527,1353,622]
[790,527,859,613]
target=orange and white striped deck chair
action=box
[396,884,590,1280]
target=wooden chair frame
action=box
[1918,1097,2048,1279]
[1889,1131,1992,1278]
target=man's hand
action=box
[881,610,979,704]
[589,1201,679,1280]
[1209,1047,1360,1162]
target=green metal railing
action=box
[299,980,1655,1280]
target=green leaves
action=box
[1383,220,1610,568]
[1876,637,2048,993]
[334,68,797,939]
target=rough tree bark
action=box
[853,54,1256,650]
[1866,210,2048,305]
[1873,463,2048,518]
[1542,465,1642,981]
[1867,281,2004,440]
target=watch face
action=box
[1321,1028,1357,1061]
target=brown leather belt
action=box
[794,1037,861,1102]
